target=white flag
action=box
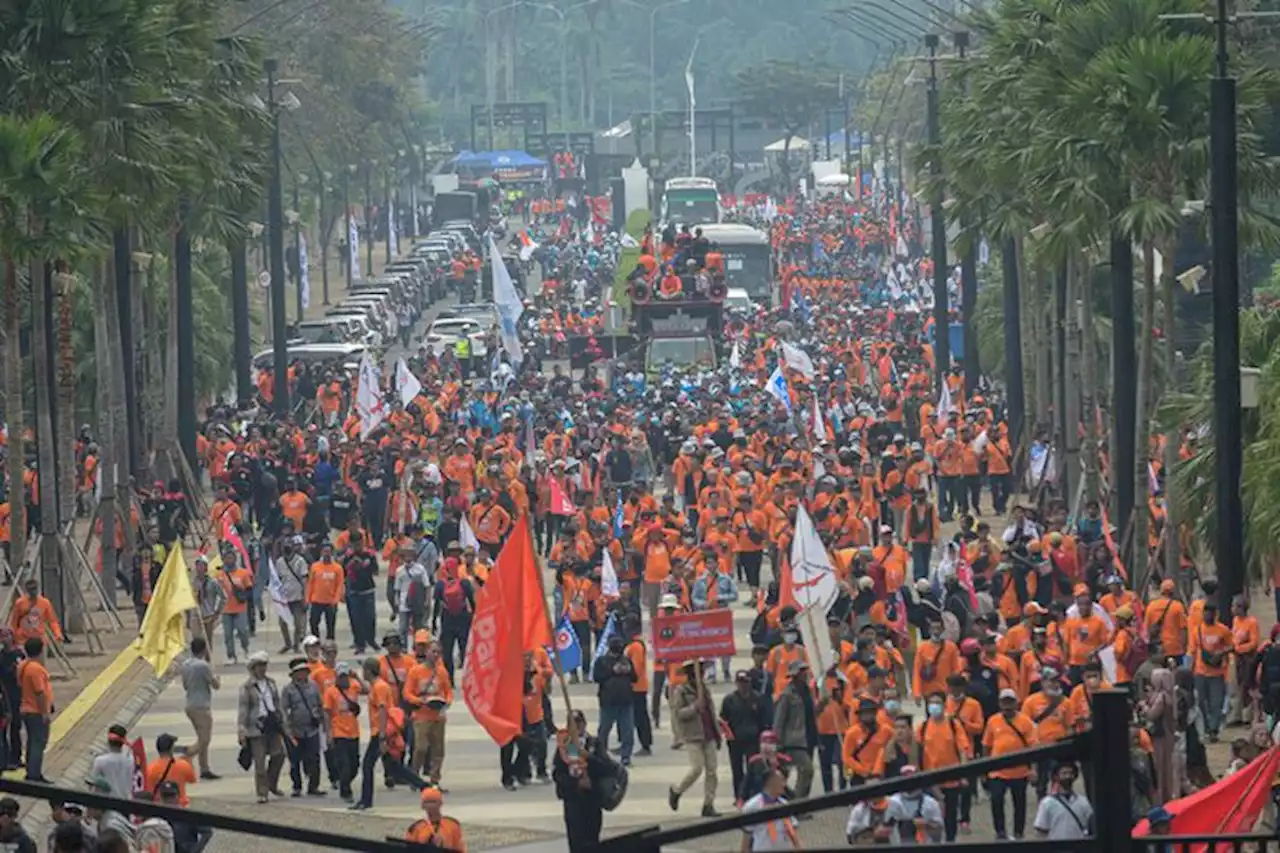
[298,232,310,311]
[395,357,422,407]
[937,382,954,428]
[519,238,539,262]
[811,394,826,439]
[388,196,399,259]
[765,366,792,415]
[584,219,595,244]
[348,213,361,282]
[460,513,480,552]
[267,558,294,632]
[488,234,525,365]
[729,340,741,370]
[620,233,639,249]
[601,549,619,598]
[790,506,840,674]
[355,352,384,438]
[780,341,815,378]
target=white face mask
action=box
[927,702,944,718]
[783,632,799,646]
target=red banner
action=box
[653,609,737,663]
[131,738,148,796]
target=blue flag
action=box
[591,613,619,682]
[612,490,625,539]
[551,614,582,673]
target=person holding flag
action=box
[591,629,637,766]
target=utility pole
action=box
[230,238,251,405]
[344,166,354,290]
[365,161,375,277]
[266,57,289,417]
[954,30,980,396]
[925,33,951,387]
[293,176,303,322]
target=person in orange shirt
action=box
[1111,606,1141,687]
[913,616,962,699]
[982,689,1037,839]
[765,621,805,699]
[1020,667,1073,796]
[404,636,453,784]
[279,479,311,531]
[1144,579,1188,659]
[218,556,254,664]
[904,489,940,582]
[1061,586,1111,682]
[306,542,346,641]
[352,657,399,810]
[18,637,52,783]
[469,489,512,560]
[143,732,198,806]
[1228,595,1261,726]
[1066,662,1110,734]
[1190,601,1233,741]
[918,692,973,841]
[623,619,653,757]
[9,577,62,647]
[842,698,894,783]
[404,786,466,851]
[323,662,363,802]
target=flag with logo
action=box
[388,197,399,259]
[601,549,620,599]
[394,357,422,407]
[489,233,524,365]
[766,366,793,415]
[348,213,361,282]
[549,478,575,516]
[590,612,619,683]
[267,557,294,632]
[551,614,582,673]
[355,352,385,438]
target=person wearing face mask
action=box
[982,689,1037,840]
[913,616,961,701]
[1190,601,1233,742]
[1061,586,1112,684]
[766,622,805,700]
[918,691,972,841]
[742,731,793,803]
[842,698,893,785]
[1021,666,1074,797]
[814,668,851,794]
[1032,761,1094,840]
[721,672,770,803]
[944,674,984,833]
[883,765,944,845]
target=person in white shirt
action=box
[1033,762,1094,841]
[740,770,800,851]
[882,766,943,844]
[88,725,136,800]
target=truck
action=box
[629,295,723,377]
[432,186,492,229]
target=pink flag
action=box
[222,515,252,576]
[955,547,980,612]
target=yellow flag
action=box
[136,546,198,676]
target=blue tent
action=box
[453,149,548,172]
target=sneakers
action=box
[668,787,681,811]
[701,806,721,817]
[636,747,653,757]
[199,771,221,780]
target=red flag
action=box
[222,515,251,576]
[548,478,575,517]
[130,738,149,796]
[1133,746,1280,847]
[777,555,799,612]
[462,517,546,746]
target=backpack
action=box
[441,579,468,615]
[406,575,428,616]
[593,754,629,812]
[1118,628,1149,677]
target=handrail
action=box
[615,734,1086,849]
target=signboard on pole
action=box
[653,609,737,663]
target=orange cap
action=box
[420,787,444,804]
[1072,583,1090,597]
[414,629,432,646]
[1160,579,1176,594]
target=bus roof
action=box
[664,176,718,191]
[696,223,769,246]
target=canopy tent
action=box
[821,130,869,148]
[763,136,811,153]
[452,150,548,181]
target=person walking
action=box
[1032,762,1094,840]
[404,636,452,785]
[342,532,380,654]
[88,725,136,800]
[553,710,604,853]
[280,657,326,797]
[1191,601,1233,742]
[0,630,22,771]
[191,558,225,662]
[218,556,253,665]
[740,769,800,851]
[432,565,474,681]
[982,689,1037,840]
[180,637,221,779]
[668,661,721,817]
[322,662,362,803]
[720,671,770,803]
[771,660,815,800]
[235,651,286,804]
[305,542,345,641]
[351,657,396,811]
[17,637,51,783]
[274,537,309,653]
[592,634,637,766]
[623,619,653,757]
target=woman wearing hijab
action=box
[1140,667,1177,804]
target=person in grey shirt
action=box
[1033,762,1094,841]
[180,637,221,779]
[274,537,310,654]
[191,556,225,658]
[395,543,433,642]
[87,725,135,800]
[280,658,326,797]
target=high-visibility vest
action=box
[455,337,471,358]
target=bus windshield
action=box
[719,243,773,302]
[664,190,720,225]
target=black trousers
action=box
[651,670,667,728]
[738,551,763,590]
[439,618,471,680]
[333,737,360,799]
[309,604,337,640]
[287,733,322,793]
[632,691,652,751]
[988,777,1028,838]
[943,786,964,842]
[728,739,755,802]
[500,735,533,785]
[563,794,604,853]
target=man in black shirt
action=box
[342,532,379,654]
[603,435,632,492]
[357,458,391,548]
[328,483,356,531]
[549,365,573,400]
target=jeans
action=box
[358,735,383,807]
[21,714,48,780]
[988,777,1028,838]
[911,542,932,581]
[632,692,653,751]
[221,611,250,660]
[817,733,846,793]
[439,618,470,681]
[943,786,964,841]
[597,703,635,763]
[1195,673,1227,736]
[346,591,377,652]
[309,604,337,640]
[288,732,322,793]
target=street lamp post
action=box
[292,174,304,322]
[484,1,524,148]
[924,33,951,387]
[954,30,980,396]
[365,159,375,277]
[266,57,290,417]
[651,0,690,157]
[344,165,355,290]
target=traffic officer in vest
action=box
[404,786,465,851]
[454,334,472,381]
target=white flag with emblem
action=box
[601,549,619,598]
[780,341,815,378]
[355,352,384,438]
[790,505,840,675]
[489,233,525,365]
[298,232,310,310]
[394,357,422,407]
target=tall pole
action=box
[266,58,290,418]
[293,177,303,322]
[650,8,658,157]
[560,19,569,128]
[365,162,375,277]
[955,31,980,395]
[344,168,354,290]
[925,33,950,386]
[1210,0,1242,611]
[385,166,394,265]
[230,238,252,406]
[175,205,196,466]
[687,37,698,177]
[320,177,331,305]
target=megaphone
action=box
[630,281,651,304]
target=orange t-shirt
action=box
[144,756,198,806]
[18,659,52,715]
[323,683,362,740]
[982,712,1037,779]
[368,677,396,738]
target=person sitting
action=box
[658,266,683,300]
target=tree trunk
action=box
[1161,236,1181,588]
[1063,254,1083,513]
[1003,237,1025,449]
[1110,230,1137,552]
[3,254,26,573]
[1032,262,1052,430]
[1053,261,1068,494]
[1080,256,1101,502]
[95,257,119,606]
[1132,240,1158,585]
[53,269,82,631]
[162,235,180,453]
[30,256,63,619]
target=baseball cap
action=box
[998,688,1018,702]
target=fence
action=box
[598,689,1157,853]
